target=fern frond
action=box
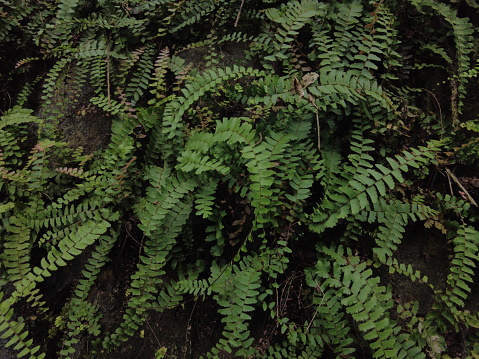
[125,43,156,104]
[176,148,230,175]
[168,0,216,34]
[1,215,31,284]
[11,214,114,304]
[242,131,292,224]
[40,56,72,107]
[105,199,193,347]
[370,199,437,262]
[33,197,103,236]
[309,70,392,112]
[310,141,439,233]
[313,1,363,69]
[194,178,219,218]
[440,225,479,323]
[16,76,42,107]
[0,292,45,359]
[380,257,431,286]
[148,47,170,105]
[89,94,123,115]
[311,246,426,359]
[0,107,39,167]
[56,0,80,21]
[162,65,263,138]
[410,0,475,120]
[137,167,197,236]
[303,273,356,357]
[129,0,171,16]
[59,301,101,358]
[55,166,88,178]
[262,0,323,64]
[208,256,262,357]
[58,233,116,358]
[147,65,263,163]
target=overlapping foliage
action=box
[1,0,479,358]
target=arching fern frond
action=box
[147,65,264,163]
[163,66,263,139]
[310,138,439,234]
[0,107,39,167]
[1,215,31,285]
[11,213,115,304]
[136,167,197,236]
[261,0,324,66]
[0,292,45,359]
[310,245,426,359]
[125,43,156,104]
[409,0,475,122]
[208,256,262,357]
[58,232,116,358]
[304,271,356,357]
[104,198,193,347]
[370,199,437,263]
[434,225,479,329]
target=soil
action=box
[36,64,112,155]
[390,225,449,313]
[93,299,236,359]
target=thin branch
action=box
[106,43,111,107]
[445,167,477,206]
[234,0,245,27]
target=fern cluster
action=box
[1,0,479,358]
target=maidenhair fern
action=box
[310,131,440,233]
[1,0,479,358]
[210,256,262,357]
[409,0,476,123]
[259,0,324,69]
[434,225,479,329]
[307,245,425,359]
[371,199,436,263]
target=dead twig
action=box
[305,281,324,334]
[234,0,245,27]
[106,43,111,107]
[445,167,477,206]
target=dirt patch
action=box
[36,64,112,154]
[57,106,112,154]
[176,41,258,73]
[88,293,238,359]
[390,225,449,314]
